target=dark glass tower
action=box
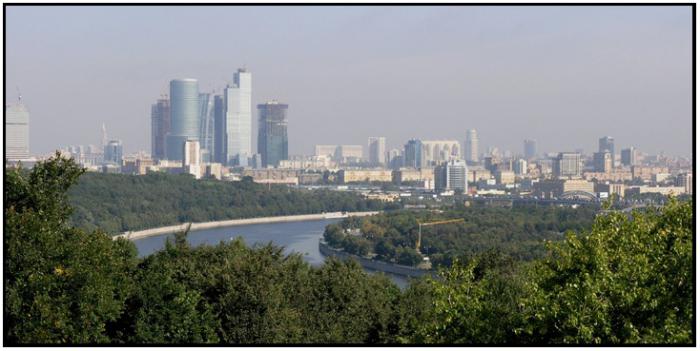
[213,95,226,164]
[150,98,170,161]
[257,101,288,168]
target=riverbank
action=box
[113,211,379,241]
[319,240,436,279]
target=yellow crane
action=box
[416,218,464,254]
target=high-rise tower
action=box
[166,78,199,161]
[223,68,252,166]
[257,101,288,168]
[5,95,30,160]
[598,136,615,168]
[368,137,387,167]
[524,139,537,160]
[466,129,479,163]
[198,92,215,163]
[150,97,170,161]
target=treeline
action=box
[67,171,399,234]
[5,156,693,345]
[324,204,597,267]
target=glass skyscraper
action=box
[224,68,252,166]
[166,78,199,161]
[104,140,123,165]
[257,101,288,168]
[150,97,170,161]
[198,93,215,163]
[5,97,29,160]
[598,136,615,167]
[524,139,537,160]
[213,95,226,164]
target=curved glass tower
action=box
[166,78,199,161]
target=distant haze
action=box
[5,6,693,157]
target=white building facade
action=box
[6,98,30,160]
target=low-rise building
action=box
[495,170,515,185]
[583,171,633,182]
[391,168,435,183]
[469,168,492,183]
[625,186,687,197]
[338,169,393,183]
[631,166,670,182]
[533,179,595,199]
[594,182,626,198]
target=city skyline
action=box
[5,6,693,157]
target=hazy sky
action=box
[5,5,693,157]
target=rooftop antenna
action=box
[16,86,22,103]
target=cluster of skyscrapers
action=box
[3,84,692,199]
[151,69,289,171]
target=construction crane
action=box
[416,218,464,254]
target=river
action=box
[132,218,410,288]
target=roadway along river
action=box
[132,218,409,288]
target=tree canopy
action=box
[5,155,693,345]
[67,172,399,234]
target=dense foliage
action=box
[5,155,693,345]
[67,172,398,234]
[323,204,597,267]
[420,198,693,344]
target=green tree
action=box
[519,200,693,344]
[5,154,138,344]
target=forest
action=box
[5,155,693,345]
[323,204,598,267]
[67,171,399,234]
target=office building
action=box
[368,137,387,167]
[552,152,582,178]
[315,145,338,158]
[524,139,537,160]
[336,145,363,163]
[534,179,594,199]
[104,140,123,165]
[404,139,422,169]
[593,151,613,173]
[5,96,30,160]
[496,170,515,185]
[150,97,170,161]
[434,159,468,193]
[621,147,638,167]
[183,139,201,179]
[166,79,199,161]
[388,148,403,169]
[514,158,528,176]
[212,95,226,163]
[676,173,693,195]
[466,129,478,163]
[223,68,253,166]
[198,93,215,163]
[257,101,288,167]
[599,136,615,168]
[338,169,393,183]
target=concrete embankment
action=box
[319,240,435,278]
[113,211,379,241]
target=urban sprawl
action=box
[6,68,693,203]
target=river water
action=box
[133,218,409,288]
